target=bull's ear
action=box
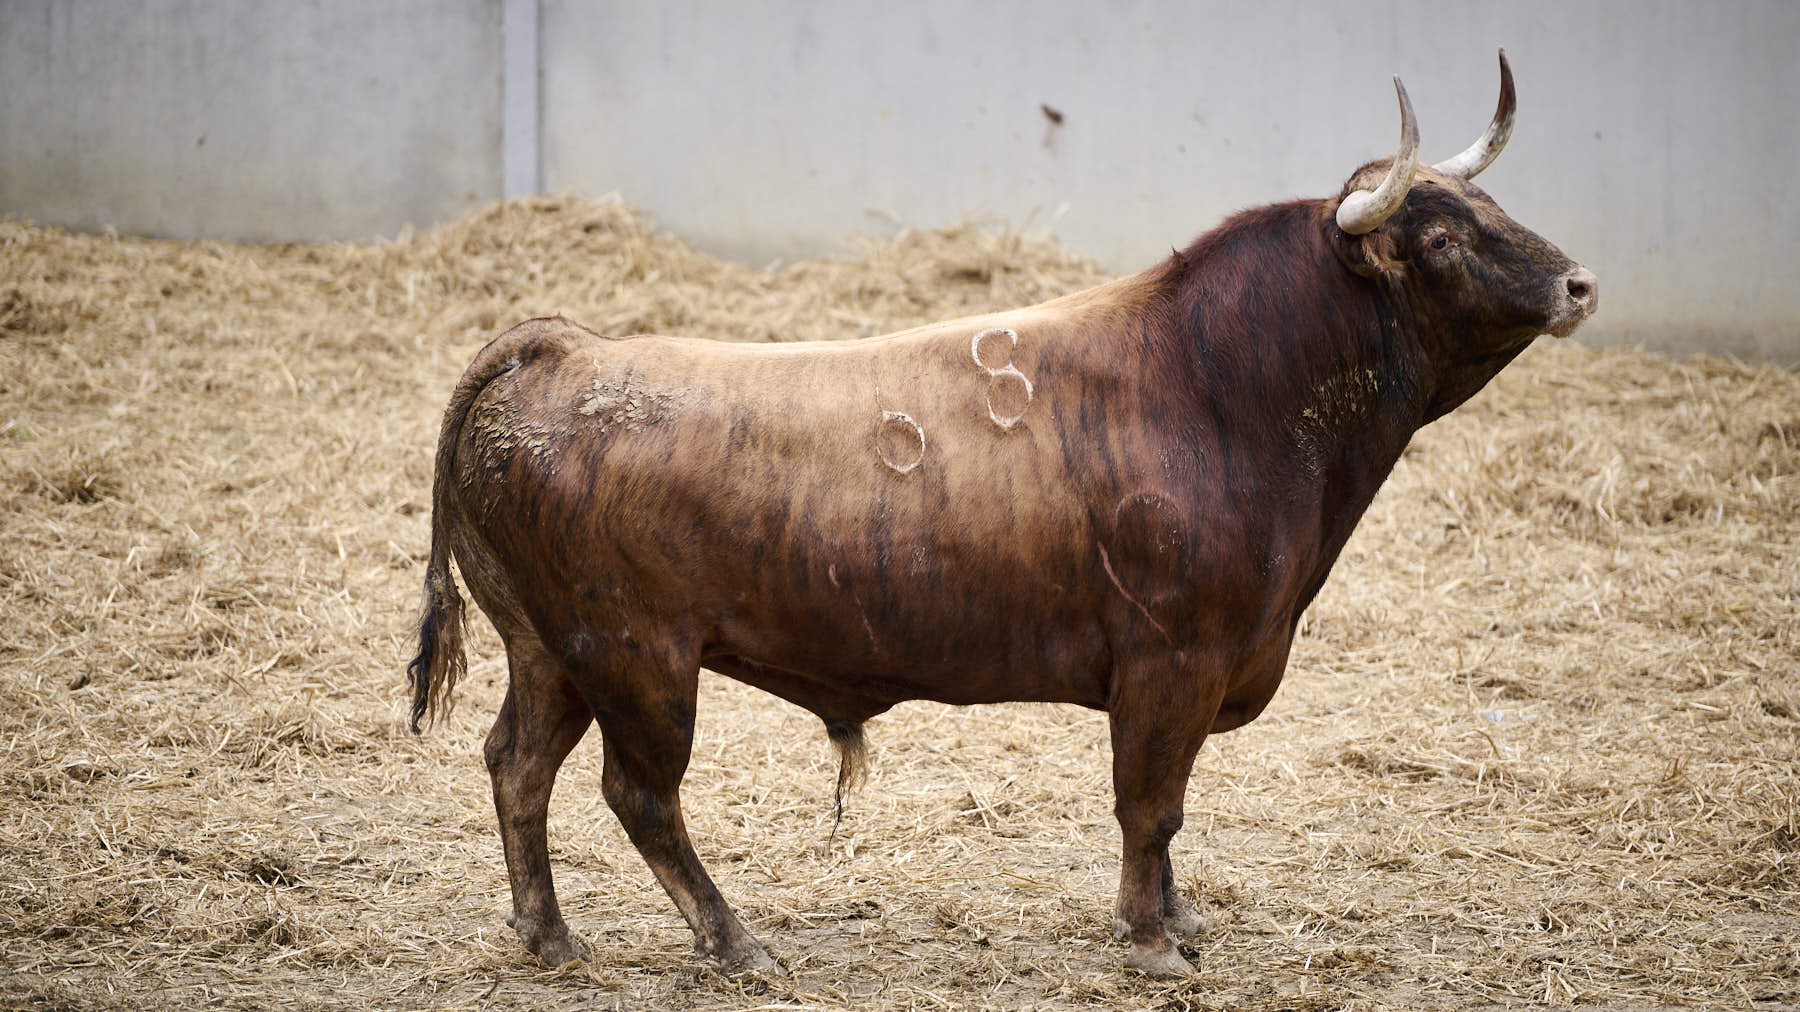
[1337,226,1405,279]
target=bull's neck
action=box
[1159,202,1430,584]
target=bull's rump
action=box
[451,316,1129,712]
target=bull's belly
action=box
[694,566,1116,715]
[700,630,1109,721]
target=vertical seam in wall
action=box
[501,0,541,199]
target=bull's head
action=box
[1331,52,1597,413]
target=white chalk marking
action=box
[877,410,925,474]
[971,327,1019,373]
[986,365,1034,430]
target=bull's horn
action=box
[1432,49,1515,180]
[1336,76,1420,235]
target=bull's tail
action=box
[407,319,572,733]
[406,557,466,733]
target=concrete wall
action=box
[0,0,501,241]
[4,1,1797,359]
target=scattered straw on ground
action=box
[1,196,1795,1010]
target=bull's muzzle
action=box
[1550,266,1599,337]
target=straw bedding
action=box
[0,196,1794,1010]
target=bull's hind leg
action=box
[485,640,595,966]
[581,648,774,973]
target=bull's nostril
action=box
[1564,268,1598,312]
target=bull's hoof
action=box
[711,939,776,975]
[514,918,591,967]
[1124,941,1193,978]
[1164,901,1213,938]
[1116,909,1212,940]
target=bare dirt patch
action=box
[1,197,1795,1009]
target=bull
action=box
[407,51,1597,976]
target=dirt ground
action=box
[1,196,1796,1010]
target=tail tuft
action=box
[825,720,867,837]
[407,570,467,734]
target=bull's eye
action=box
[1430,234,1450,250]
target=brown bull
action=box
[408,52,1597,976]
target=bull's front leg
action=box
[1112,843,1212,949]
[1154,847,1212,937]
[1106,662,1223,976]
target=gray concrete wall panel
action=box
[0,0,502,241]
